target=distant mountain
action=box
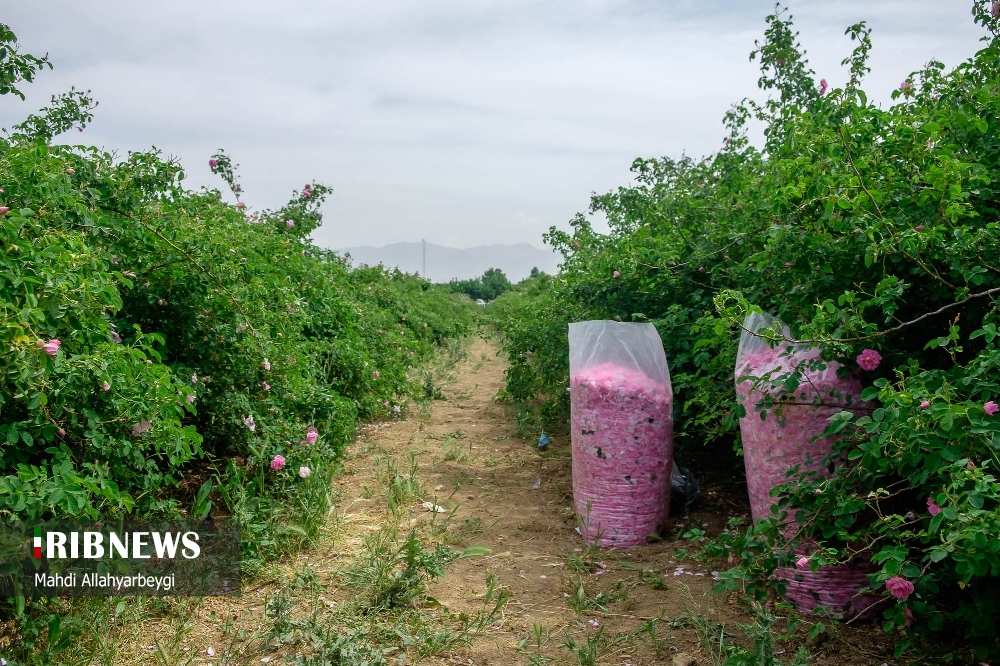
[335,242,562,283]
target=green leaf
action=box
[458,545,492,559]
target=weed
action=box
[563,575,628,614]
[558,626,604,666]
[518,621,555,666]
[621,561,669,590]
[340,525,459,613]
[677,587,812,666]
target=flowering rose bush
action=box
[493,2,1000,659]
[0,20,477,583]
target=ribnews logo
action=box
[1,520,240,598]
[31,525,201,560]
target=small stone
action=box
[673,653,697,666]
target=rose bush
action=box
[492,2,1000,659]
[0,22,478,660]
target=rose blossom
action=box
[927,497,941,516]
[305,426,319,445]
[885,576,914,601]
[270,455,285,471]
[40,339,61,355]
[984,400,998,416]
[856,348,882,371]
[298,466,311,478]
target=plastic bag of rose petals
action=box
[736,311,876,618]
[569,320,673,547]
[735,311,866,524]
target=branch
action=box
[737,283,1000,345]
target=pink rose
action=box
[885,576,914,601]
[270,455,286,471]
[372,370,380,379]
[263,382,271,391]
[927,497,941,516]
[209,159,218,168]
[818,78,828,96]
[919,400,930,409]
[286,219,294,228]
[298,466,311,478]
[856,348,882,371]
[102,381,110,392]
[66,167,75,175]
[186,394,196,404]
[191,374,198,384]
[39,339,61,356]
[263,358,271,371]
[613,270,620,278]
[993,1,1000,18]
[796,556,809,570]
[0,206,8,215]
[985,400,998,416]
[235,201,246,209]
[305,426,318,445]
[243,414,256,432]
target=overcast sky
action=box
[1,1,987,250]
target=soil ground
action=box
[117,336,907,666]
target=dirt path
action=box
[121,336,900,666]
[338,337,902,666]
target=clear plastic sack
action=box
[569,320,674,547]
[735,311,866,523]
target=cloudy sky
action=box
[1,1,987,251]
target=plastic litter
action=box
[670,463,700,513]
